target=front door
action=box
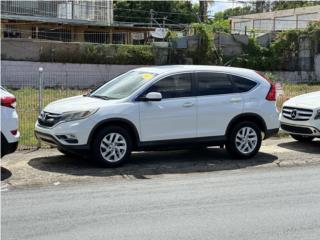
[138,73,197,142]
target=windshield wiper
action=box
[88,95,111,100]
[88,95,119,100]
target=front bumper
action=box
[35,131,90,151]
[280,122,320,136]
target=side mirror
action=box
[145,92,162,101]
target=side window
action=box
[232,75,257,92]
[197,72,234,96]
[147,73,192,99]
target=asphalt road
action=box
[2,164,320,240]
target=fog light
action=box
[56,134,78,144]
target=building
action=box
[230,5,320,35]
[1,0,154,44]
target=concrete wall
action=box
[1,61,148,89]
[269,71,317,82]
[315,54,320,80]
[2,61,318,90]
[231,5,320,34]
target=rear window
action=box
[197,72,234,96]
[232,75,257,93]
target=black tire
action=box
[226,121,262,159]
[91,126,132,167]
[291,134,315,142]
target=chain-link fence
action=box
[1,66,113,149]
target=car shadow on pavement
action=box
[28,147,278,179]
[1,167,12,181]
[278,139,320,154]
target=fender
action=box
[226,113,267,136]
[87,118,140,146]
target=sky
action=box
[208,1,244,15]
[190,0,246,16]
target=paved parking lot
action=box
[1,137,320,189]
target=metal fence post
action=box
[37,67,44,148]
[38,67,44,114]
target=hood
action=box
[284,91,320,109]
[44,95,119,114]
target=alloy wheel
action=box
[235,127,258,154]
[100,133,127,163]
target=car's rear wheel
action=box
[92,126,132,167]
[291,134,315,142]
[226,121,262,159]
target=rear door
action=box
[196,72,244,137]
[138,73,197,141]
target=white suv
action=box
[1,87,19,157]
[35,66,279,167]
[280,91,320,142]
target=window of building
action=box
[3,25,21,38]
[37,28,71,42]
[112,33,125,44]
[84,31,109,44]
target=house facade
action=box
[1,0,153,44]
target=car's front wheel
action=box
[92,126,132,167]
[226,121,262,159]
[291,134,314,142]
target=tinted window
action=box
[197,73,234,96]
[232,75,257,92]
[147,73,192,99]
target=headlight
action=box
[315,110,320,120]
[60,109,98,122]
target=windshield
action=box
[90,71,157,99]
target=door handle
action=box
[230,97,242,103]
[183,102,194,108]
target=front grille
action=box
[281,124,313,135]
[282,107,313,121]
[38,111,62,127]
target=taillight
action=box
[266,83,276,101]
[10,130,18,135]
[256,71,276,101]
[1,96,16,109]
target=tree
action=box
[271,1,320,11]
[214,6,253,20]
[114,1,198,24]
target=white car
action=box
[35,65,279,167]
[280,91,320,142]
[1,87,19,157]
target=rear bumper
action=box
[280,123,320,136]
[34,131,90,151]
[1,134,18,157]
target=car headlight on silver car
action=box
[61,109,99,122]
[315,110,320,120]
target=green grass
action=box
[10,88,87,148]
[9,84,320,148]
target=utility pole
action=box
[163,16,167,28]
[199,0,208,22]
[150,9,154,27]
